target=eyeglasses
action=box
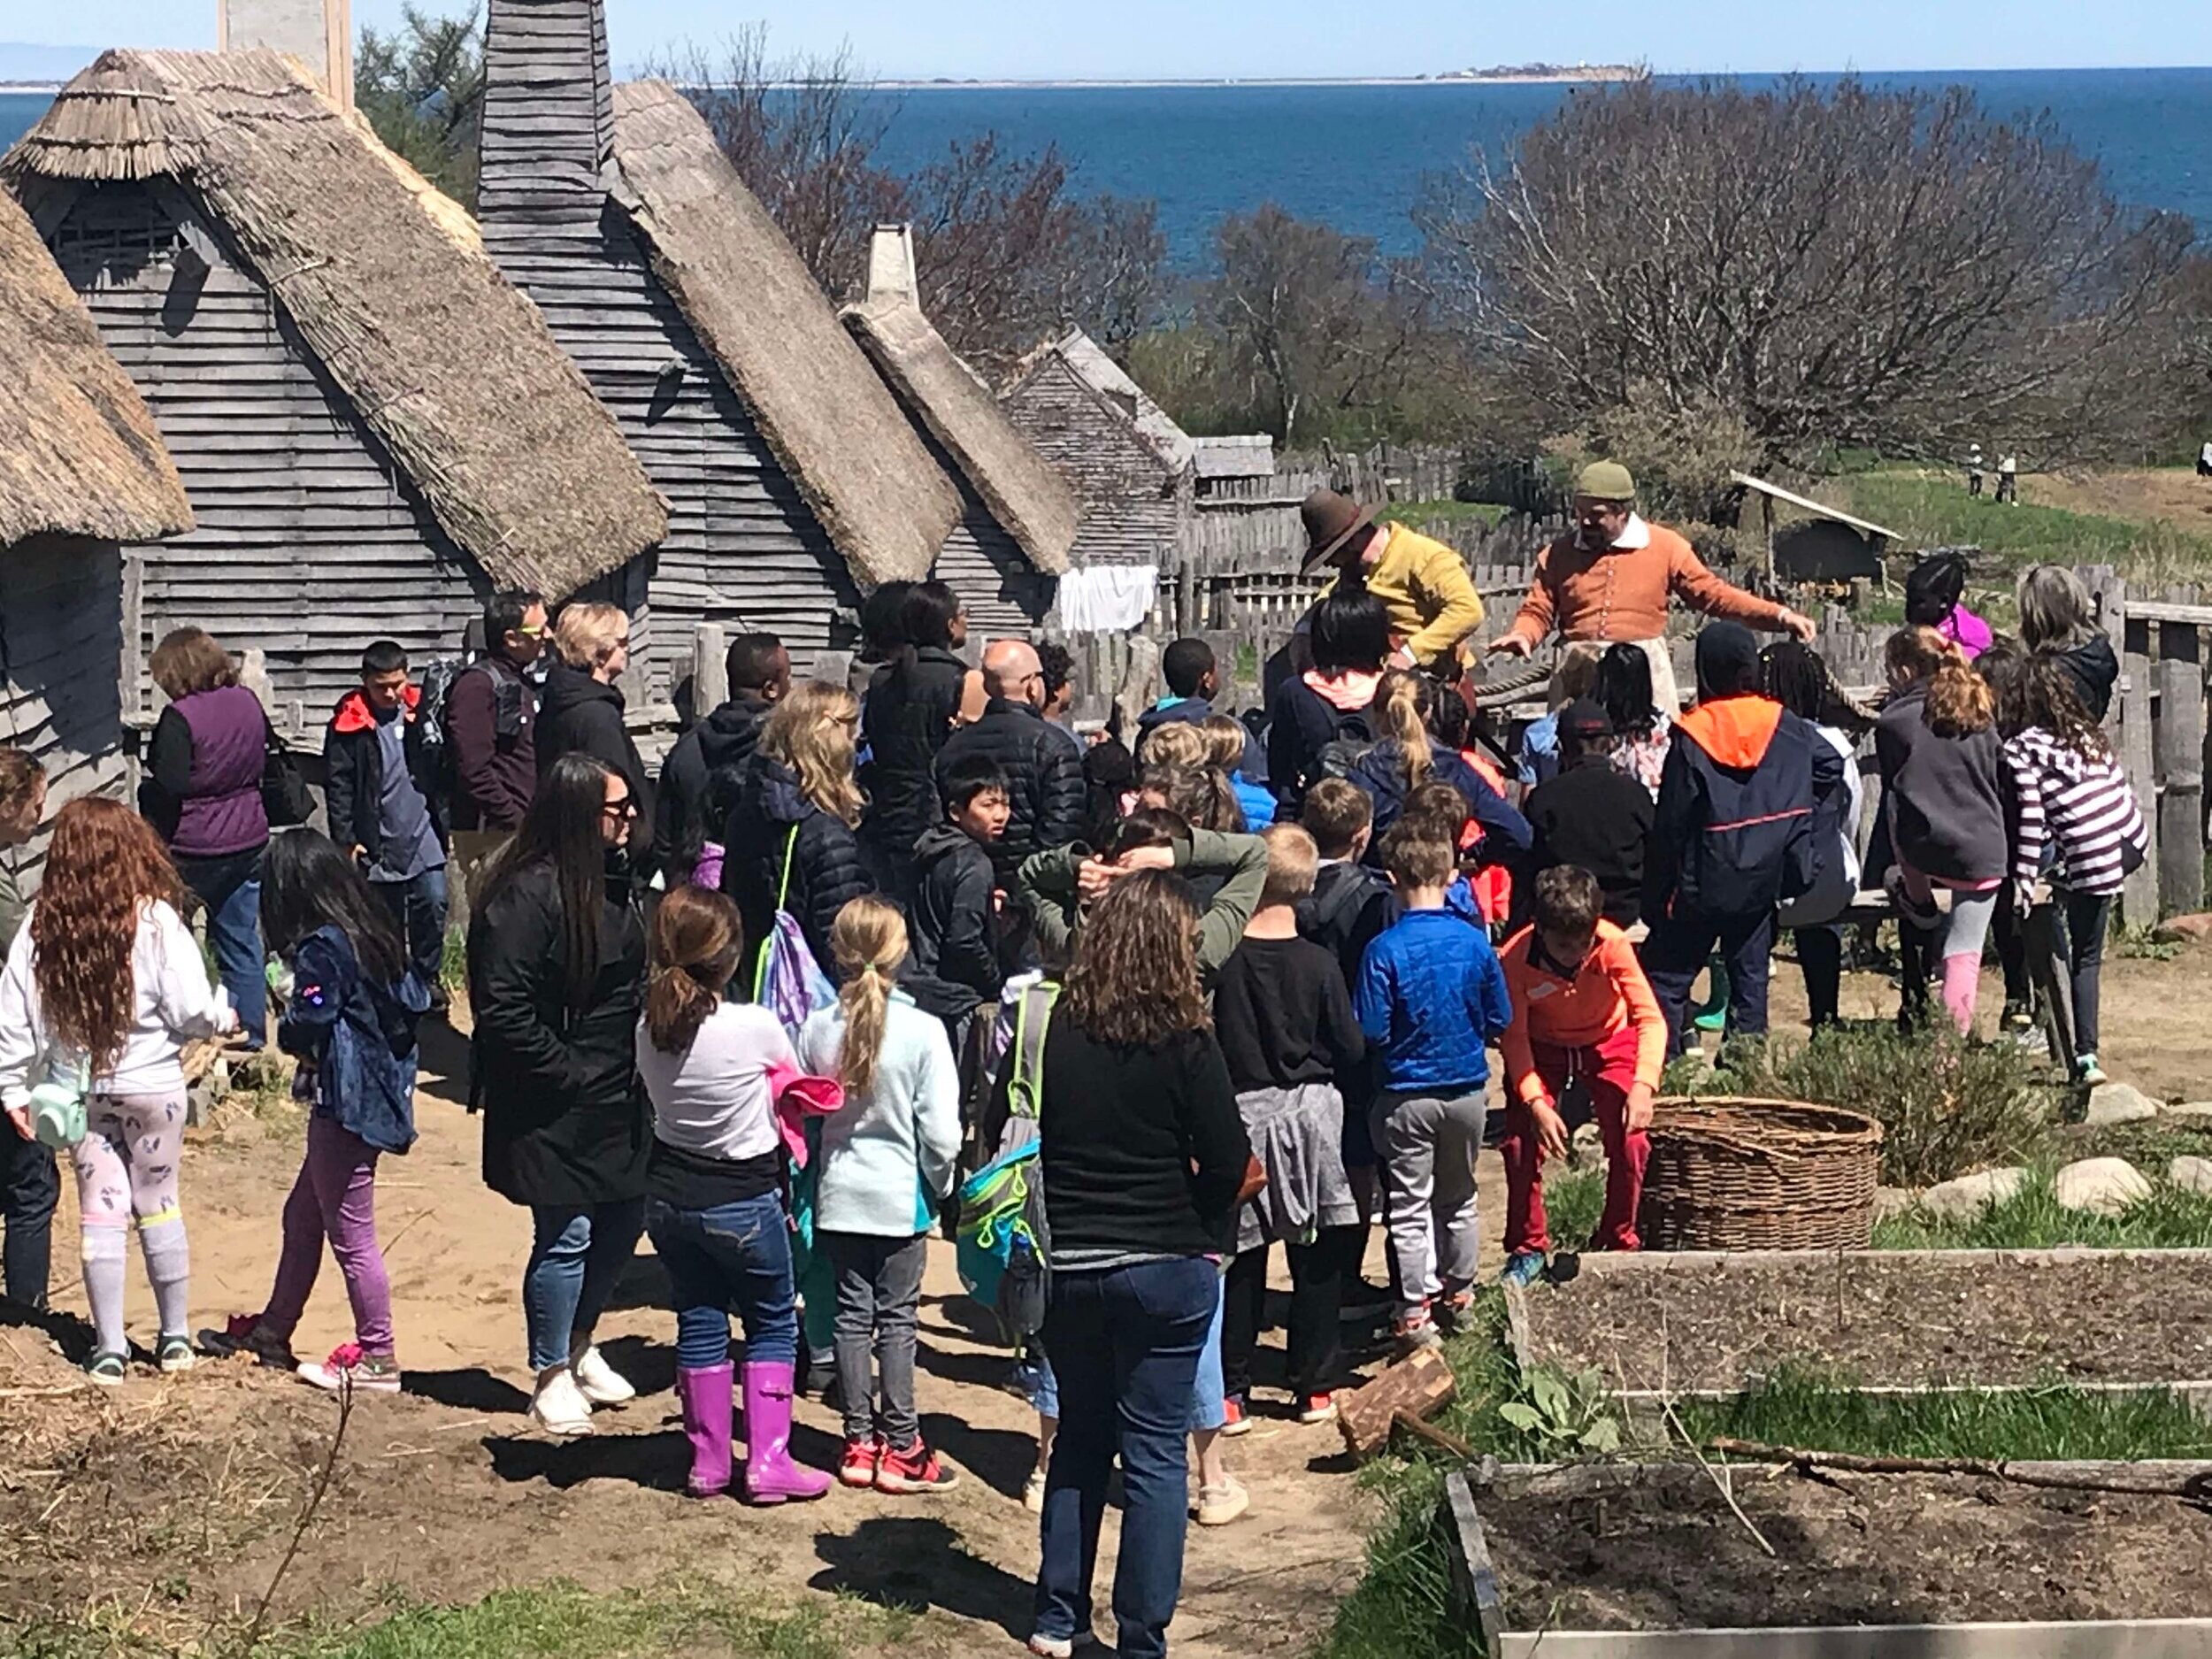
[602,795,640,820]
[513,624,547,639]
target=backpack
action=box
[1313,705,1379,781]
[417,653,482,795]
[955,979,1058,1337]
[753,826,836,1033]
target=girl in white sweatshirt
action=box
[0,800,236,1382]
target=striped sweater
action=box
[2002,728,2147,895]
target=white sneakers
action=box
[528,1366,595,1437]
[572,1346,635,1406]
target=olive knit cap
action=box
[1574,460,1637,503]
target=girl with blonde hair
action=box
[796,896,963,1494]
[1347,671,1531,863]
[721,680,874,983]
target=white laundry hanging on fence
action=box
[1055,564,1158,633]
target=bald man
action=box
[936,636,1087,887]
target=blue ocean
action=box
[4,68,2209,258]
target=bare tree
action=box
[1417,77,2198,468]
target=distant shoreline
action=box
[867,73,1639,90]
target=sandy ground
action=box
[12,941,2210,1652]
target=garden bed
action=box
[1510,1249,2212,1395]
[1464,1459,2212,1645]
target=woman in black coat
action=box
[857,582,981,896]
[722,681,876,987]
[468,752,650,1437]
[536,603,656,858]
[1267,585,1392,818]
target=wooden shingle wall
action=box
[1002,356,1185,570]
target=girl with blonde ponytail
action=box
[796,895,964,1494]
[634,886,831,1505]
[1347,671,1532,863]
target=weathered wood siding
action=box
[45,182,486,742]
[1002,356,1185,569]
[0,536,131,889]
[932,497,1055,638]
[479,1,864,699]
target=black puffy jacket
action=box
[535,663,654,846]
[934,698,1087,887]
[905,822,1002,1022]
[860,648,971,861]
[652,691,773,882]
[467,856,649,1207]
[720,752,875,982]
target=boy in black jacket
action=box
[1522,700,1652,930]
[907,755,1010,1038]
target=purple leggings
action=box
[263,1116,395,1356]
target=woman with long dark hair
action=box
[141,626,273,1050]
[207,830,426,1392]
[858,581,983,894]
[469,753,650,1435]
[1028,872,1251,1659]
[0,798,238,1382]
[1267,584,1390,816]
[1595,641,1672,798]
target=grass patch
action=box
[1683,1024,2060,1187]
[1840,469,2212,581]
[1873,1167,2212,1249]
[1675,1369,2212,1462]
[441,924,466,992]
[1381,499,1511,529]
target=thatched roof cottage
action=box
[843,225,1079,634]
[4,48,666,739]
[479,0,999,689]
[0,184,192,879]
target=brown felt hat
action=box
[1299,488,1376,576]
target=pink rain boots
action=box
[676,1363,733,1498]
[741,1359,830,1503]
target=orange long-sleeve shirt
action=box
[1502,519,1790,649]
[1498,920,1668,1106]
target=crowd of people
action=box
[0,458,2152,1659]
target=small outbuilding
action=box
[843,224,1078,636]
[1732,471,1899,585]
[4,48,666,739]
[0,184,192,878]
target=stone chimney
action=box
[864,224,919,308]
[218,0,354,111]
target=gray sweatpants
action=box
[822,1230,928,1448]
[1370,1089,1486,1318]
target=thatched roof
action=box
[609,81,959,588]
[844,228,1077,575]
[0,185,190,548]
[4,50,665,599]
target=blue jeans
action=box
[178,848,266,1050]
[372,864,449,992]
[524,1199,646,1373]
[1188,1271,1225,1432]
[1034,1256,1217,1659]
[646,1192,799,1371]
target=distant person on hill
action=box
[1300,489,1485,670]
[1966,444,1985,497]
[1488,461,1816,716]
[2199,439,2212,480]
[1996,452,2019,504]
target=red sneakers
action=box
[874,1438,960,1494]
[1298,1392,1338,1425]
[1220,1395,1251,1437]
[839,1436,882,1489]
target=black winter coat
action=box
[860,648,971,859]
[536,664,654,841]
[934,698,1087,886]
[323,688,447,867]
[2043,634,2119,724]
[1266,676,1375,817]
[905,822,1001,1021]
[720,753,875,982]
[468,857,649,1207]
[652,691,774,881]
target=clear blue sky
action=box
[21,0,2212,80]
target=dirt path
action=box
[23,1016,1512,1655]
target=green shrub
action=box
[1685,1025,2059,1186]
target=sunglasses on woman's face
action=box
[602,794,639,820]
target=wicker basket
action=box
[1636,1096,1884,1251]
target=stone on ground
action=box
[2053,1156,2153,1217]
[1872,1187,1917,1222]
[2169,1156,2212,1196]
[2084,1081,2161,1125]
[2152,911,2212,943]
[1918,1167,2028,1223]
[2164,1102,2212,1125]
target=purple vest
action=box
[171,686,271,858]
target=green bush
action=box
[1685,1025,2059,1186]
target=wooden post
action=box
[1440,1471,1507,1659]
[2119,588,2159,926]
[2156,595,2204,918]
[691,621,727,715]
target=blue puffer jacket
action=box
[1348,739,1532,856]
[279,926,426,1154]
